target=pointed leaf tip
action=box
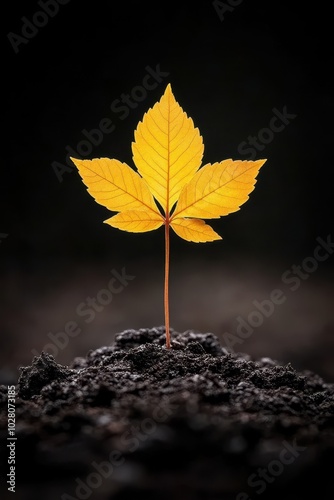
[132,84,203,212]
[172,158,266,220]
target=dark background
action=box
[1,0,333,381]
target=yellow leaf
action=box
[172,159,266,219]
[132,83,203,213]
[105,210,163,233]
[71,157,160,215]
[71,84,268,349]
[171,218,221,243]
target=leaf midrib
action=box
[82,162,164,219]
[171,162,260,220]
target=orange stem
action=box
[164,217,171,348]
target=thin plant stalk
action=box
[164,217,171,348]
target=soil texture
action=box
[1,327,334,499]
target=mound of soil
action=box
[1,327,334,500]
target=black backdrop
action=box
[2,0,333,267]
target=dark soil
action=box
[1,327,334,500]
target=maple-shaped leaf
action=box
[71,84,267,347]
[71,85,265,242]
